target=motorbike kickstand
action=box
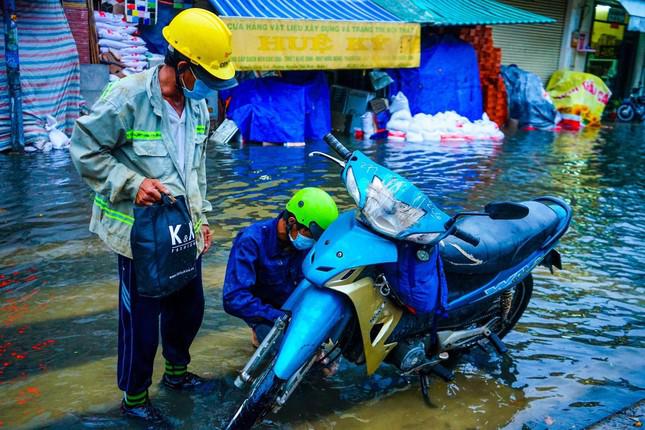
[419,372,433,407]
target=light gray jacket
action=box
[70,66,211,258]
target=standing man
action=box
[223,188,338,345]
[70,9,237,425]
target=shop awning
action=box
[209,0,401,22]
[619,0,645,32]
[208,0,421,70]
[372,0,555,26]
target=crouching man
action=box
[223,188,338,345]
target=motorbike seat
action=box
[439,201,559,274]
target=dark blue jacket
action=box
[223,217,307,325]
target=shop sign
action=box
[607,7,626,24]
[222,18,420,70]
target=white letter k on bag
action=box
[169,224,182,246]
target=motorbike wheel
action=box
[226,369,285,430]
[617,104,636,122]
[437,274,534,349]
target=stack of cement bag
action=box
[386,92,505,142]
[94,11,163,80]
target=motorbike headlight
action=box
[362,176,426,236]
[345,167,360,205]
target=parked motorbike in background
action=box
[617,87,645,122]
[225,133,572,429]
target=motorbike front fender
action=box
[273,286,350,380]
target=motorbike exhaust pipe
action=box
[234,314,289,389]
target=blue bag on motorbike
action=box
[130,194,197,297]
[382,242,448,315]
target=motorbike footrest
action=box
[428,363,454,382]
[486,331,508,355]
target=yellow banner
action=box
[222,18,420,71]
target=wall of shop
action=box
[492,0,568,83]
[558,0,595,73]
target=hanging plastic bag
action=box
[369,70,394,91]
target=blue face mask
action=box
[181,68,213,100]
[289,229,315,250]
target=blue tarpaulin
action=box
[388,34,483,121]
[225,72,331,143]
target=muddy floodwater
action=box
[0,125,643,429]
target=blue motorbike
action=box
[226,134,572,429]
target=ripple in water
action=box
[0,124,643,429]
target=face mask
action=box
[289,228,315,250]
[180,67,213,100]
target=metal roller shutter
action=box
[492,0,567,83]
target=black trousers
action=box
[117,255,205,394]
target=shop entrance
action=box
[586,1,641,98]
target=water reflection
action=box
[0,125,643,429]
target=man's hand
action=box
[201,224,212,254]
[135,178,169,206]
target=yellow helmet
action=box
[162,8,235,82]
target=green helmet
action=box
[286,187,338,239]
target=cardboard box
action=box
[331,85,375,116]
[345,88,375,115]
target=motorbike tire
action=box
[617,104,636,122]
[437,274,534,348]
[226,369,285,430]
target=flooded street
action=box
[0,124,643,429]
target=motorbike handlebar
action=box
[453,227,480,247]
[323,133,352,161]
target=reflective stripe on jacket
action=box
[70,66,211,258]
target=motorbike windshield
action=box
[341,151,450,244]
